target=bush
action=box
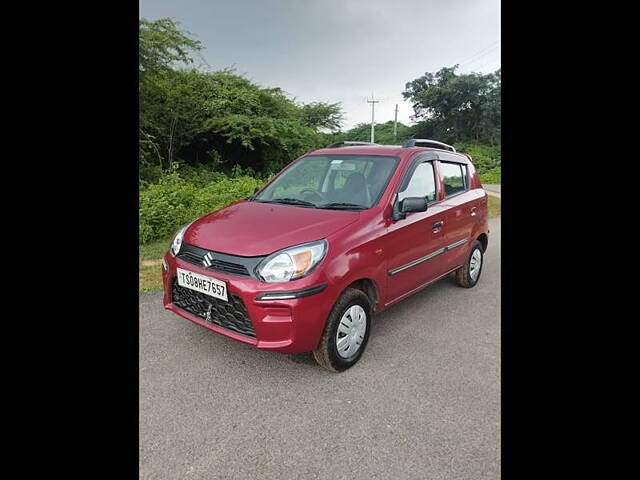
[139,163,164,188]
[454,142,501,174]
[174,163,228,187]
[479,166,501,184]
[139,171,265,244]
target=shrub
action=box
[174,163,228,187]
[479,166,501,184]
[139,163,164,188]
[454,142,501,174]
[139,171,265,244]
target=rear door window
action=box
[439,162,467,197]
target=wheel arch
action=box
[344,278,380,312]
[476,232,488,252]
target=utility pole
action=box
[367,94,379,143]
[393,104,399,140]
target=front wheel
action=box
[455,240,484,288]
[312,288,372,372]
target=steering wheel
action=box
[300,188,325,203]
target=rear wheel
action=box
[312,288,372,372]
[455,240,484,288]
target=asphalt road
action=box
[483,184,501,198]
[140,218,500,480]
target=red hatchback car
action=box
[162,139,489,371]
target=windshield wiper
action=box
[263,197,317,207]
[318,202,367,210]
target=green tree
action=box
[140,66,324,176]
[479,70,501,146]
[139,18,203,172]
[139,18,202,80]
[403,65,500,144]
[138,18,326,178]
[328,120,412,145]
[300,102,344,132]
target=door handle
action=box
[432,220,444,229]
[471,207,477,217]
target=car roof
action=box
[309,145,406,156]
[308,145,472,164]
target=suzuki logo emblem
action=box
[202,252,214,268]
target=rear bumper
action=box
[162,253,337,354]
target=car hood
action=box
[183,200,360,257]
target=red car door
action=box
[437,154,483,270]
[383,154,450,305]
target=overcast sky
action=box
[140,0,500,130]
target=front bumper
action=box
[162,252,337,354]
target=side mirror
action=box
[400,197,428,213]
[392,196,428,221]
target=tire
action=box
[312,288,372,372]
[455,240,484,288]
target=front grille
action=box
[171,279,255,338]
[176,243,260,277]
[178,251,249,276]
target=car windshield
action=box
[253,155,398,209]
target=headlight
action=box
[257,240,327,283]
[169,223,191,257]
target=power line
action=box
[474,58,501,72]
[457,40,499,67]
[467,46,502,72]
[460,44,500,69]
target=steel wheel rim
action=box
[336,305,367,358]
[469,248,482,281]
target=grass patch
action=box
[479,166,501,184]
[140,236,170,260]
[139,237,169,293]
[488,195,501,217]
[140,260,163,293]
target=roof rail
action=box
[402,139,456,152]
[326,141,379,148]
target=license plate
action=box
[176,268,228,301]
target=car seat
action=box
[338,172,370,206]
[367,164,392,201]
